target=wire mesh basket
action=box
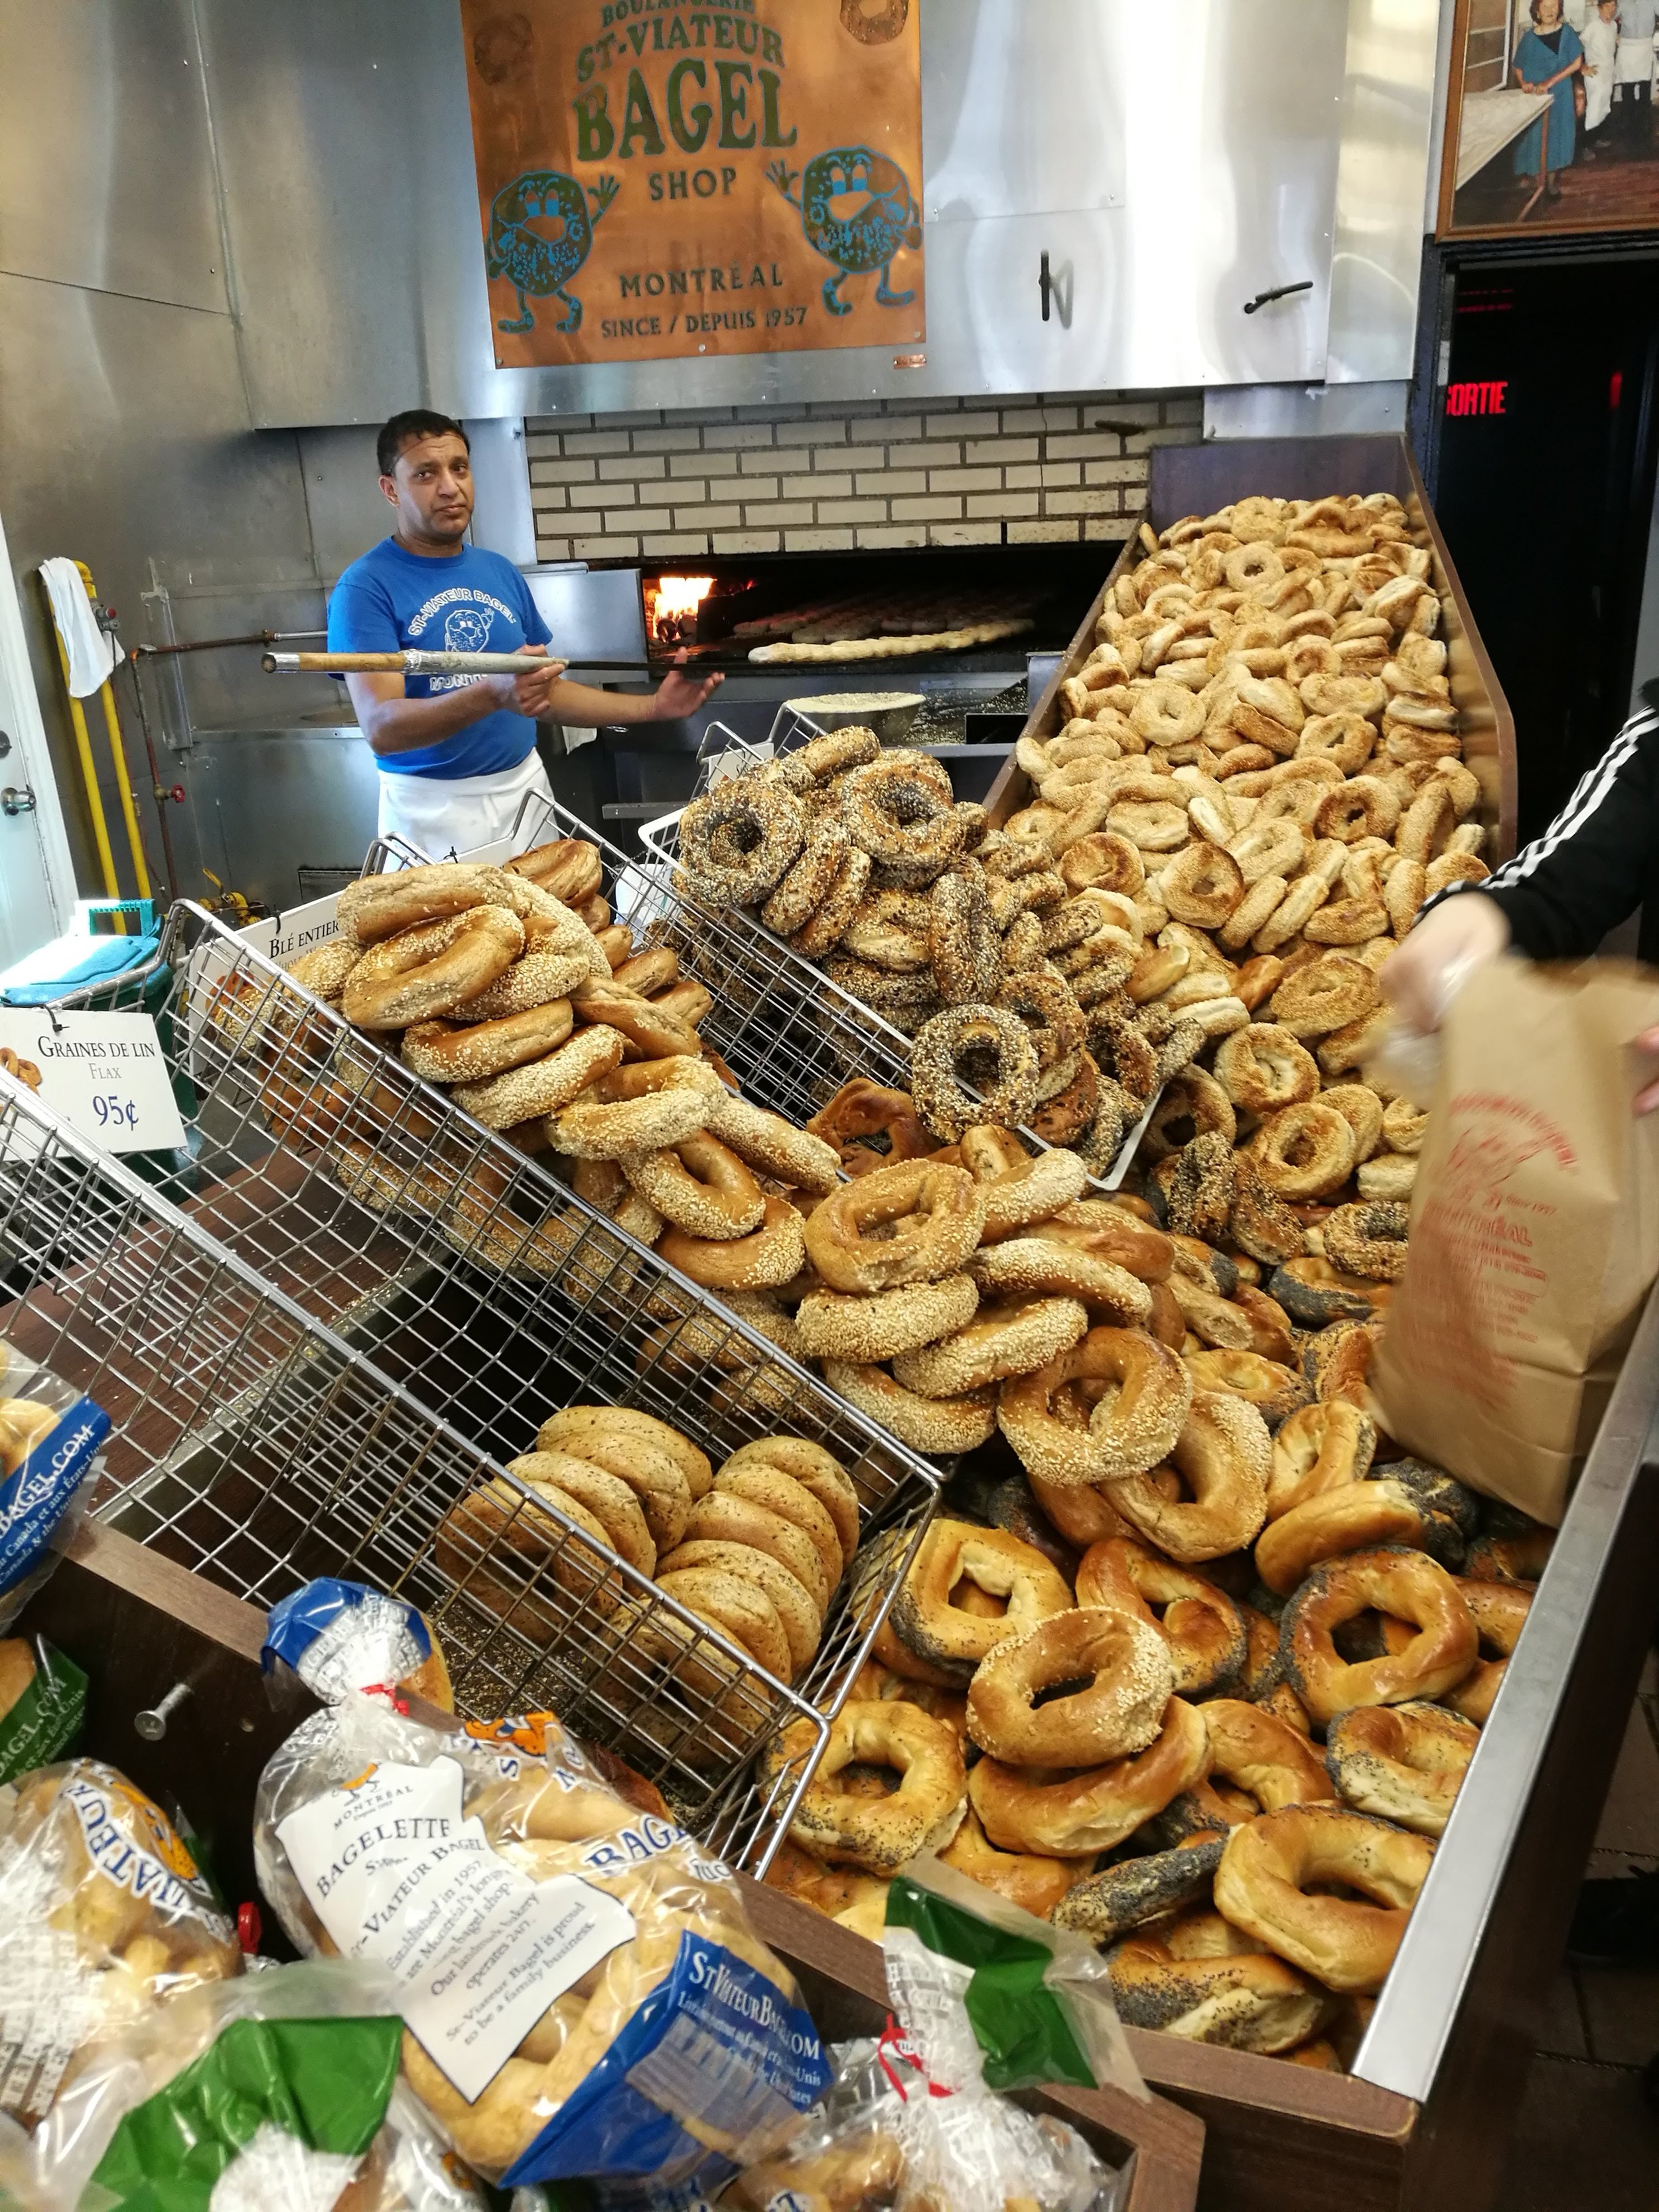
[3,922,942,1861]
[634,745,1154,1185]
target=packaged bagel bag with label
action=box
[0,1345,112,1635]
[709,1855,1139,2212]
[0,1758,242,2136]
[0,1957,487,2212]
[252,1683,831,2197]
[1375,955,1659,1523]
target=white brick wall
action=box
[524,390,1203,563]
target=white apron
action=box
[1583,18,1619,124]
[1616,29,1655,83]
[376,747,555,861]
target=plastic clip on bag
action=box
[0,1957,486,2212]
[0,1345,111,1635]
[261,1578,454,1713]
[253,1695,831,2196]
[0,1761,242,2132]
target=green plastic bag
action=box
[881,1856,1145,2100]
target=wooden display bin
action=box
[983,433,1517,863]
[15,1522,1204,2212]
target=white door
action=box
[0,508,79,974]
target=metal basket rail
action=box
[0,1071,932,1859]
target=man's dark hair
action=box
[377,409,469,477]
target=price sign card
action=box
[0,1012,186,1155]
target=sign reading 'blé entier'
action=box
[459,0,924,366]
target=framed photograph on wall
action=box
[1438,0,1659,236]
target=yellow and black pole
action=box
[41,562,153,929]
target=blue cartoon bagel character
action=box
[767,145,921,317]
[486,169,620,334]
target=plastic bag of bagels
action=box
[723,2029,1118,2212]
[253,1693,831,2194]
[1376,955,1659,1524]
[0,1758,242,2130]
[0,1956,486,2211]
[879,1855,1145,2102]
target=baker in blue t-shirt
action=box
[328,409,721,855]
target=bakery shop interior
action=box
[11,4,1659,2207]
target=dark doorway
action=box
[1433,255,1659,846]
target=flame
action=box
[647,574,714,639]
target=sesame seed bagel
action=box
[657,1195,808,1291]
[969,1237,1153,1327]
[821,1361,997,1457]
[966,1606,1175,1765]
[702,1089,843,1195]
[997,1326,1192,1488]
[342,905,525,1031]
[536,1405,712,1499]
[893,1296,1090,1399]
[804,1157,988,1295]
[720,1439,861,1570]
[453,1023,626,1130]
[450,948,601,1021]
[401,999,575,1086]
[794,1274,980,1364]
[621,1134,766,1240]
[338,860,521,945]
[548,1053,723,1158]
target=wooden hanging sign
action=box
[459,0,925,365]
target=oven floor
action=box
[1499,1653,1659,2203]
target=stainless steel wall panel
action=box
[195,0,480,429]
[204,0,1386,426]
[0,0,230,315]
[1327,0,1441,384]
[179,732,382,913]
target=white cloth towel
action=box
[38,558,120,697]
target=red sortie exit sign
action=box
[1445,380,1506,416]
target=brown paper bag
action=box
[1374,956,1659,1526]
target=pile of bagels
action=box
[1004,486,1487,1287]
[245,841,850,1290]
[761,1163,1552,2070]
[672,729,1208,1177]
[436,1403,862,1704]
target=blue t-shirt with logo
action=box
[326,537,553,779]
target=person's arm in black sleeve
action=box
[1382,703,1659,1035]
[1465,701,1659,958]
